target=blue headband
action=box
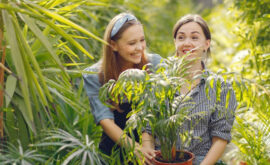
[110,14,137,38]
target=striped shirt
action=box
[155,72,237,161]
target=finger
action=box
[144,153,153,160]
[144,158,153,165]
[148,150,156,158]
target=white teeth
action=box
[132,53,141,57]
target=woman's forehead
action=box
[177,22,204,34]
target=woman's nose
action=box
[136,43,143,50]
[183,38,192,46]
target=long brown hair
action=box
[99,13,148,84]
[173,14,211,58]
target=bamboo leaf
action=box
[19,13,69,82]
[31,25,50,52]
[44,0,66,9]
[42,68,95,76]
[27,2,107,45]
[42,18,94,60]
[5,75,17,107]
[58,1,85,13]
[48,87,84,113]
[3,11,34,126]
[14,14,51,104]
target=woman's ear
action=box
[111,40,118,52]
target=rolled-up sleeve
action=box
[148,53,162,68]
[209,82,237,142]
[142,123,152,135]
[83,67,114,124]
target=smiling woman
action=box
[142,14,237,165]
[82,12,162,164]
[111,24,146,71]
[172,14,236,165]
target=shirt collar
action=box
[188,69,210,97]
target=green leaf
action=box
[27,2,107,45]
[58,1,85,13]
[19,13,69,82]
[14,14,51,105]
[3,10,34,128]
[5,75,17,107]
[16,110,30,149]
[5,109,17,145]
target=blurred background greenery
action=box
[0,0,269,164]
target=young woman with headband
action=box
[83,13,161,164]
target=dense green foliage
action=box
[100,56,197,162]
[0,0,269,164]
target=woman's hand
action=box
[100,119,155,164]
[135,145,156,165]
[137,132,156,164]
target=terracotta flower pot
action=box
[239,161,247,165]
[153,150,194,165]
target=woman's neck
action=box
[181,62,202,95]
[187,61,202,79]
[117,56,135,72]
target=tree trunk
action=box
[0,8,6,143]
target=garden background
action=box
[0,0,269,164]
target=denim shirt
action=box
[83,53,162,124]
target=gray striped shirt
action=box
[178,73,236,158]
[154,72,237,160]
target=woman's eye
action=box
[129,42,136,45]
[178,36,184,40]
[192,36,198,40]
[140,38,145,42]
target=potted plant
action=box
[99,55,203,164]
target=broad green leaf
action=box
[5,109,17,145]
[5,75,17,107]
[3,10,34,125]
[16,109,30,149]
[12,96,36,134]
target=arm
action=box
[83,67,155,163]
[100,119,155,164]
[100,119,136,147]
[205,80,237,164]
[142,132,155,149]
[200,137,227,165]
